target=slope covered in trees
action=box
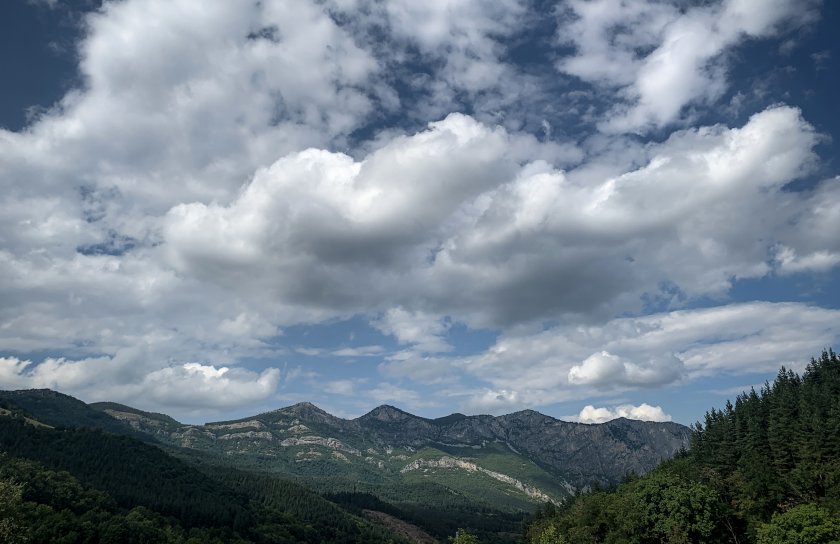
[523,349,840,544]
[0,390,154,442]
[0,411,406,543]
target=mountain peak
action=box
[221,401,339,427]
[283,401,330,416]
[3,388,84,403]
[499,409,557,425]
[358,404,416,423]
[289,401,321,410]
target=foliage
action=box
[0,415,405,543]
[0,417,251,529]
[206,467,404,543]
[0,477,29,544]
[532,523,566,544]
[620,465,720,543]
[450,528,480,543]
[756,504,840,544]
[523,349,840,544]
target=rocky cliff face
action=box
[401,456,558,503]
[201,402,691,489]
[350,406,690,488]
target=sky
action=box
[1,0,839,425]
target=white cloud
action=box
[365,382,440,410]
[140,363,280,409]
[0,357,33,389]
[568,351,684,387]
[323,379,360,396]
[1,0,837,420]
[378,352,454,385]
[0,352,281,416]
[384,0,524,95]
[155,106,825,331]
[217,313,278,340]
[774,246,840,275]
[332,345,385,357]
[2,94,837,416]
[573,403,673,424]
[4,0,382,217]
[373,308,451,353]
[463,388,522,414]
[557,0,820,132]
[326,0,572,135]
[2,104,835,393]
[774,177,840,274]
[568,351,625,386]
[383,302,840,410]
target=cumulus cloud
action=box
[140,364,280,409]
[773,178,840,274]
[4,0,381,213]
[0,353,281,416]
[1,0,838,419]
[155,106,825,330]
[373,308,451,353]
[557,0,820,132]
[2,103,837,418]
[568,351,684,387]
[573,403,673,424]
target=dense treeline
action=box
[324,490,526,543]
[0,414,405,543]
[207,468,405,543]
[178,450,526,542]
[0,454,249,544]
[524,349,840,544]
[0,417,252,529]
[246,469,528,542]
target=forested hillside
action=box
[0,410,405,544]
[523,349,840,544]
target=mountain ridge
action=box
[206,400,679,429]
[1,388,691,502]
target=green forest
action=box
[0,414,406,544]
[522,349,840,544]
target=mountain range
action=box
[0,389,690,512]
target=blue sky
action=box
[1,0,839,425]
